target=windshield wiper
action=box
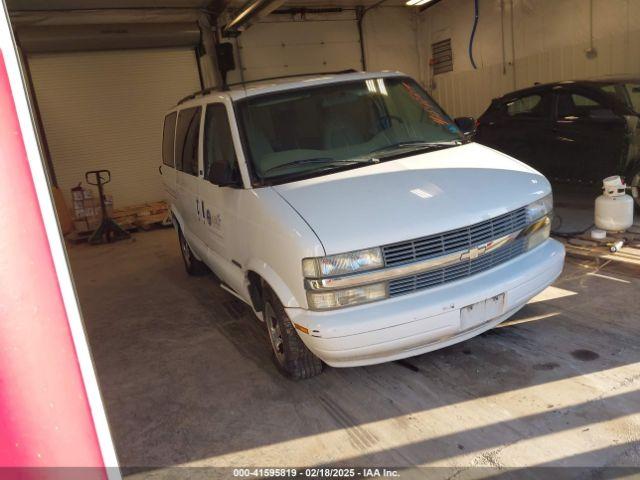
[367,140,462,158]
[264,157,371,174]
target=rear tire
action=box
[178,228,208,276]
[263,287,323,380]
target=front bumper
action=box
[286,238,565,367]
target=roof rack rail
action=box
[176,86,223,105]
[176,69,359,105]
[227,69,358,88]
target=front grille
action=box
[382,207,528,267]
[388,237,527,297]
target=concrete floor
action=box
[68,228,640,478]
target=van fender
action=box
[170,205,184,231]
[170,207,205,262]
[245,258,301,309]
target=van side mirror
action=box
[454,116,476,135]
[208,160,241,188]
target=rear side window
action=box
[175,106,202,175]
[556,92,606,119]
[162,112,177,167]
[204,104,239,183]
[506,94,550,118]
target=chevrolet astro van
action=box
[160,71,565,379]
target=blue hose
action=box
[469,0,479,69]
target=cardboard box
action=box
[87,217,100,229]
[83,198,98,208]
[70,184,115,229]
[73,219,89,232]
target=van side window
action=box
[204,104,240,185]
[175,106,201,175]
[162,112,177,168]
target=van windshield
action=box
[236,77,463,183]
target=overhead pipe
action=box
[222,0,286,37]
[509,0,516,89]
[585,0,597,58]
[356,0,389,71]
[500,0,507,74]
[356,6,366,70]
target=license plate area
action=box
[461,293,506,330]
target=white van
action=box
[160,71,565,379]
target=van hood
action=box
[273,143,550,255]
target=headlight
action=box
[302,247,383,278]
[307,282,387,310]
[525,215,551,251]
[525,193,553,223]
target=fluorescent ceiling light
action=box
[406,0,432,5]
[376,78,388,95]
[365,79,377,93]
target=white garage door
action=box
[230,14,362,83]
[29,48,201,208]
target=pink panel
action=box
[0,51,107,478]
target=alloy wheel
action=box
[180,232,192,268]
[264,302,286,365]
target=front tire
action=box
[178,228,208,276]
[263,288,323,380]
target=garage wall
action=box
[421,0,640,118]
[29,48,201,208]
[227,8,421,84]
[363,7,422,82]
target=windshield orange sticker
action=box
[402,81,449,126]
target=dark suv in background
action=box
[475,77,640,202]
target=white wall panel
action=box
[363,8,421,80]
[421,0,640,119]
[29,48,201,207]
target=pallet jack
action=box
[85,170,130,245]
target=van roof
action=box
[172,70,407,109]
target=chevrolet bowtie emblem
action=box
[460,244,488,261]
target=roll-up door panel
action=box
[28,48,201,207]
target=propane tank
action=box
[595,176,634,232]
